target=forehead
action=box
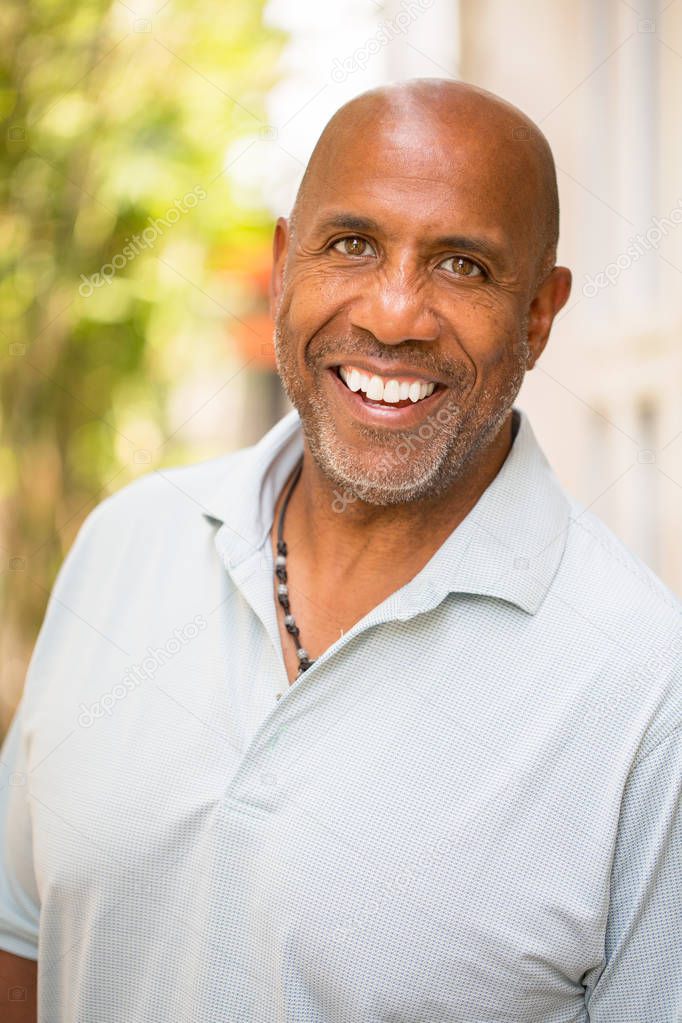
[300,115,540,254]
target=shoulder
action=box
[561,494,682,622]
[45,445,256,619]
[76,446,252,539]
[559,496,682,759]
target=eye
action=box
[438,255,486,279]
[330,235,377,258]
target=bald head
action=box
[290,78,560,288]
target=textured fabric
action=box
[0,405,680,1022]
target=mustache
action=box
[307,333,474,388]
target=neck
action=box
[275,411,516,588]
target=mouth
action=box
[326,362,450,430]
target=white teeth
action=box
[382,380,401,403]
[338,365,437,404]
[366,375,385,401]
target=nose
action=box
[349,266,439,346]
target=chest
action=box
[24,577,628,1021]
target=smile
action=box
[326,362,449,431]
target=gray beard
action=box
[273,321,528,507]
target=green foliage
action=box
[0,0,285,716]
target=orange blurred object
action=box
[232,311,277,369]
[222,243,278,370]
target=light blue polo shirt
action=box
[1,405,680,1022]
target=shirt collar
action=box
[199,405,571,616]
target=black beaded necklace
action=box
[275,455,314,677]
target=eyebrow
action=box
[314,214,380,234]
[430,233,504,264]
[311,213,505,264]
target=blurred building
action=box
[226,0,682,593]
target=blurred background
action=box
[2,0,682,731]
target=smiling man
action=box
[0,79,680,1023]
[267,79,569,683]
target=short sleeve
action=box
[0,697,40,959]
[585,728,682,1021]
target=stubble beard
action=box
[273,318,529,507]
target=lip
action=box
[326,366,450,431]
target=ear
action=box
[526,266,572,370]
[269,217,290,319]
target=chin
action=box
[303,419,460,508]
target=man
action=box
[0,79,680,1022]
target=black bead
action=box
[276,455,316,677]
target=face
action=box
[271,109,570,506]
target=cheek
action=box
[450,300,523,370]
[283,269,349,331]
